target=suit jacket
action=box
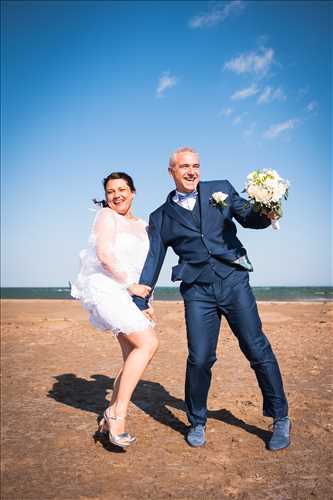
[133,180,271,310]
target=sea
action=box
[1,287,332,301]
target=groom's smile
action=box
[169,151,200,193]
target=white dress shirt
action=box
[172,190,198,211]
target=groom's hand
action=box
[265,211,280,221]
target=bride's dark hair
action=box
[93,172,136,207]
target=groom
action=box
[133,147,290,450]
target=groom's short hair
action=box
[169,147,198,168]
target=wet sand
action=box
[1,300,332,499]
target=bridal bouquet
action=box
[244,169,289,230]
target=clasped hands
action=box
[127,283,154,321]
[127,283,151,298]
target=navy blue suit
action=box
[133,180,288,425]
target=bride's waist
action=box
[80,250,141,277]
[80,267,140,284]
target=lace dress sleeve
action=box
[93,209,131,287]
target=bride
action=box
[71,172,158,448]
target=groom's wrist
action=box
[132,295,149,311]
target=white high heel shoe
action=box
[98,407,136,448]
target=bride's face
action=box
[105,178,135,215]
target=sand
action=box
[1,299,332,499]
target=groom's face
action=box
[169,151,200,193]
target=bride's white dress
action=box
[71,207,153,335]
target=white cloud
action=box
[232,115,243,126]
[263,119,299,139]
[306,100,318,112]
[231,84,259,100]
[224,47,274,77]
[257,87,271,104]
[220,107,234,116]
[156,72,178,98]
[257,86,286,104]
[189,0,245,29]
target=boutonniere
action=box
[210,191,228,208]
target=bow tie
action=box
[177,190,198,202]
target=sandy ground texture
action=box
[1,299,333,500]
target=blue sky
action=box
[1,0,332,287]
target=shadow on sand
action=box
[48,373,271,452]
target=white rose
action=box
[247,183,256,197]
[271,182,287,202]
[212,191,228,204]
[265,178,279,190]
[254,186,272,204]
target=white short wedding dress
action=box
[71,208,153,335]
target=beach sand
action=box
[1,300,332,499]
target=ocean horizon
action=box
[1,287,332,302]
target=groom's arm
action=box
[226,181,271,229]
[132,210,168,311]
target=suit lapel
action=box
[164,192,201,232]
[199,182,223,233]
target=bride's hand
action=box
[143,306,154,321]
[127,283,151,298]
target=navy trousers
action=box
[180,268,288,426]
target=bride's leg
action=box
[110,328,159,435]
[108,335,134,410]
